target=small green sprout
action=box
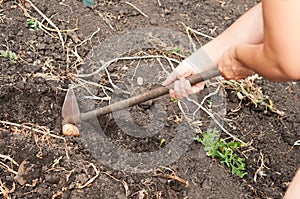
[159,138,166,147]
[27,18,39,30]
[170,97,179,103]
[172,47,181,53]
[0,50,18,63]
[194,128,247,178]
[207,99,212,108]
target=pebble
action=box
[150,19,159,25]
[45,174,60,184]
[137,76,143,85]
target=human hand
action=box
[162,60,205,99]
[218,45,254,80]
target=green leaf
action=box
[0,50,7,57]
[195,128,247,178]
[82,0,94,7]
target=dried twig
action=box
[254,152,269,182]
[77,55,180,78]
[25,0,65,48]
[75,163,99,189]
[103,172,130,198]
[152,169,189,188]
[0,162,18,175]
[181,22,215,40]
[185,96,247,145]
[0,154,19,167]
[0,179,15,199]
[294,140,300,146]
[125,1,148,18]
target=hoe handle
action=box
[79,68,219,122]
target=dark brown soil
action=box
[0,0,299,199]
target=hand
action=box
[162,60,205,99]
[218,45,255,80]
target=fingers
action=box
[191,82,205,94]
[162,61,194,86]
[162,70,180,86]
[171,77,204,99]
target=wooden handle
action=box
[79,68,219,122]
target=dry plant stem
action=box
[0,121,70,160]
[254,152,269,182]
[0,154,19,166]
[98,13,115,30]
[0,161,18,175]
[294,140,300,146]
[103,172,130,198]
[0,179,15,199]
[157,0,162,7]
[125,1,148,18]
[152,173,189,188]
[25,0,65,48]
[77,55,180,78]
[75,163,99,189]
[131,59,141,80]
[51,191,63,199]
[185,96,247,145]
[181,22,215,40]
[74,77,114,95]
[76,28,100,47]
[105,68,122,90]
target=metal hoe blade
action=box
[62,87,81,125]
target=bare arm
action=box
[203,3,263,66]
[284,168,300,199]
[233,0,300,81]
[164,3,264,98]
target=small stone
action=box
[15,160,34,186]
[137,77,143,85]
[149,19,158,25]
[45,174,60,184]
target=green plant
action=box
[207,99,212,108]
[0,50,18,63]
[26,18,39,30]
[169,97,178,102]
[82,0,94,7]
[194,128,247,178]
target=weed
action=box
[0,50,17,63]
[194,128,247,178]
[223,78,284,116]
[27,18,39,30]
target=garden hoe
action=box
[62,68,220,128]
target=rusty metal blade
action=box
[62,87,81,125]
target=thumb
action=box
[162,70,181,86]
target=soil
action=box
[0,0,299,199]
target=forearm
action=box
[234,0,300,82]
[284,168,300,199]
[234,44,290,81]
[203,3,263,66]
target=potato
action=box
[62,124,79,137]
